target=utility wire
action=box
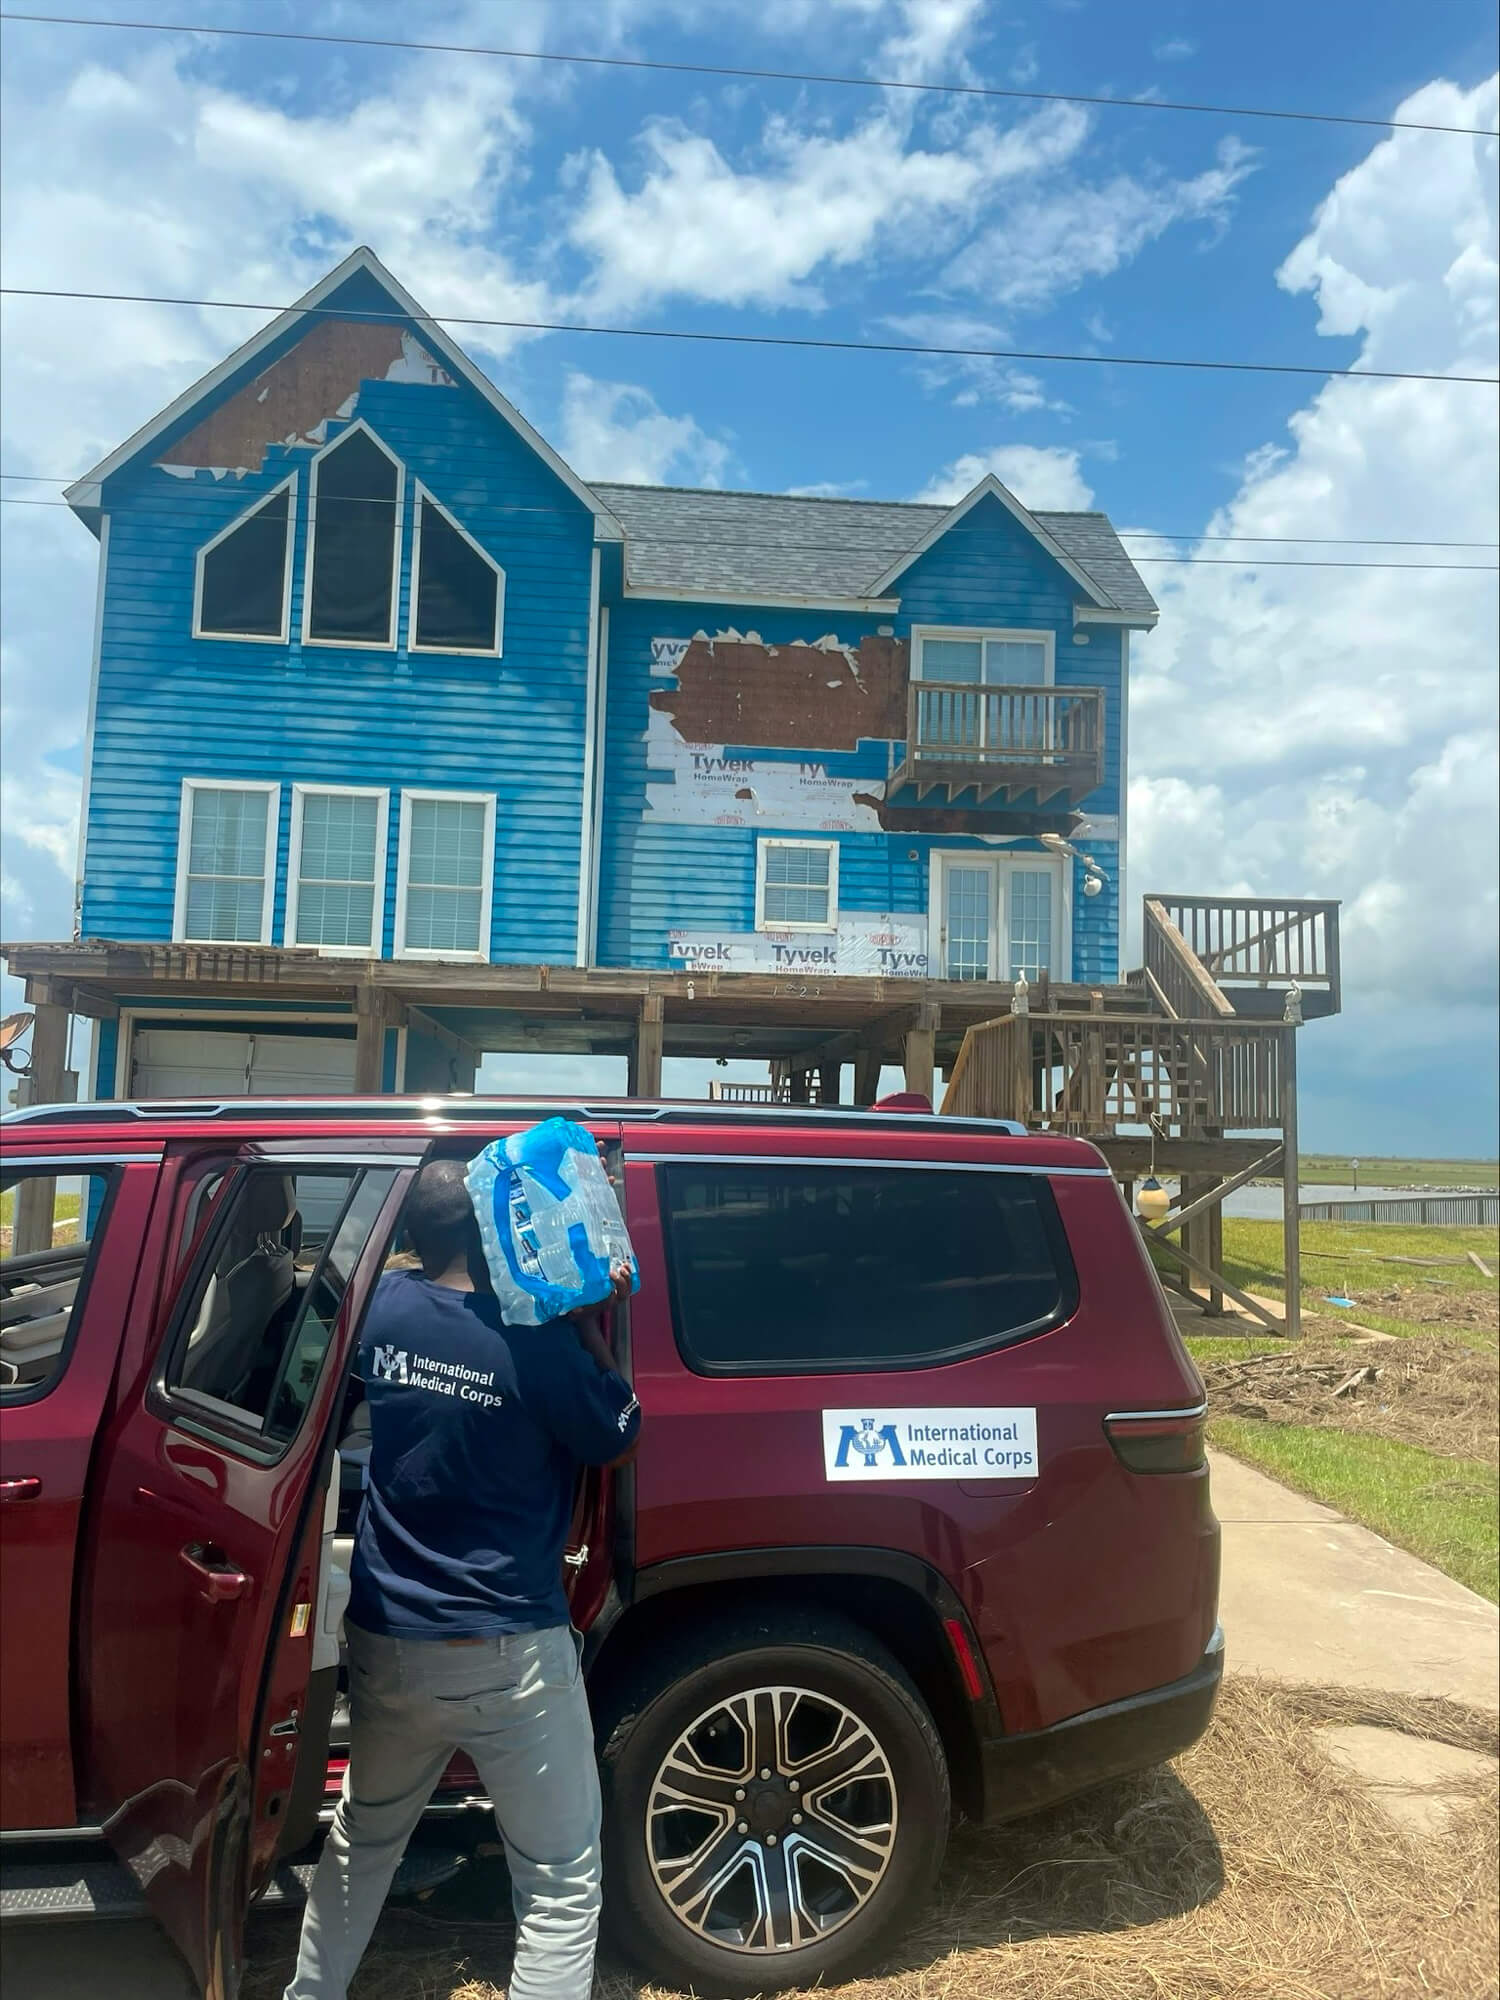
[2,9,1496,136]
[2,470,1495,548]
[4,473,1493,547]
[3,284,1495,386]
[2,492,1495,569]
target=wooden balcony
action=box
[888,681,1104,806]
[1145,895,1342,1019]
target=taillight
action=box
[1104,1406,1207,1474]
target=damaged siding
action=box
[82,319,595,965]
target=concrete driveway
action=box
[8,1448,1497,1998]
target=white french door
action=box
[932,854,1067,982]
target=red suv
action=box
[0,1096,1221,1996]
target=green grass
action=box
[1212,1417,1499,1603]
[0,1188,82,1228]
[1218,1217,1499,1344]
[1298,1153,1498,1189]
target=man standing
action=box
[284,1157,640,2000]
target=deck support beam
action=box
[1281,1026,1301,1339]
[902,1003,940,1101]
[629,993,664,1098]
[354,987,405,1096]
[13,986,71,1255]
[853,1047,883,1106]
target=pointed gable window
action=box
[410,485,504,654]
[194,478,295,641]
[305,422,402,647]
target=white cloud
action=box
[944,135,1256,311]
[1153,37,1196,61]
[556,370,732,485]
[913,444,1095,510]
[567,103,1090,313]
[1128,75,1500,1036]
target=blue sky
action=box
[1,0,1496,1151]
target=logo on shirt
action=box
[833,1418,906,1470]
[616,1394,640,1434]
[371,1345,410,1384]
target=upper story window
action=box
[915,627,1054,686]
[193,477,295,642]
[396,789,495,960]
[305,422,402,648]
[174,779,279,944]
[756,838,839,933]
[287,785,389,954]
[410,484,505,654]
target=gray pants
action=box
[283,1620,602,2000]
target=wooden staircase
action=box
[941,895,1343,1338]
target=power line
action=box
[2,8,1495,137]
[1,472,1495,549]
[2,493,1495,570]
[4,284,1496,387]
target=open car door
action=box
[74,1141,416,1998]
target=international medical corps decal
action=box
[821,1408,1039,1482]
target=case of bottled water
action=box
[465,1118,640,1327]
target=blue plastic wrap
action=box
[465,1119,640,1327]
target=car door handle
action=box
[180,1543,252,1603]
[0,1477,42,1502]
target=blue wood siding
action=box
[82,354,594,965]
[597,493,1122,977]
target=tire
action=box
[597,1607,950,1996]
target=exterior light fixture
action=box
[1082,872,1104,898]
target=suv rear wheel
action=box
[598,1608,950,1994]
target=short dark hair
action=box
[403,1159,480,1277]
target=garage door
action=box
[129,1028,359,1098]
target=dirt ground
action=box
[242,1680,1499,2000]
[1200,1335,1500,1465]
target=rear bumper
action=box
[977,1626,1224,1825]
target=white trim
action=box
[1072,603,1158,630]
[867,475,1112,607]
[1118,629,1130,953]
[754,837,840,935]
[407,481,506,656]
[575,547,603,967]
[74,514,111,932]
[394,787,496,962]
[927,850,1070,982]
[285,783,390,957]
[191,473,297,645]
[172,778,280,946]
[114,1006,358,1100]
[910,624,1055,685]
[639,1151,1111,1178]
[302,420,404,651]
[585,602,610,968]
[62,246,624,541]
[622,582,902,614]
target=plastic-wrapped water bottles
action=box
[465,1119,640,1327]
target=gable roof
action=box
[593,481,1158,620]
[63,247,623,540]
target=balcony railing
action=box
[889,681,1104,806]
[1147,894,1342,1019]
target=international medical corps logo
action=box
[822,1406,1040,1483]
[834,1417,907,1471]
[370,1345,410,1384]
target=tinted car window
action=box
[166,1166,395,1441]
[662,1162,1076,1374]
[1,1166,118,1398]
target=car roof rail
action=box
[1,1095,1031,1139]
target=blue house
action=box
[38,248,1159,1103]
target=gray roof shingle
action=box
[591,482,1158,619]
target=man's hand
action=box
[569,1261,631,1370]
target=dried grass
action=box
[243,1679,1499,2000]
[1200,1337,1500,1466]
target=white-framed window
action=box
[192,474,296,643]
[409,483,505,655]
[395,789,495,960]
[303,420,404,649]
[286,785,390,956]
[173,779,279,945]
[755,838,839,933]
[927,851,1069,983]
[912,626,1055,686]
